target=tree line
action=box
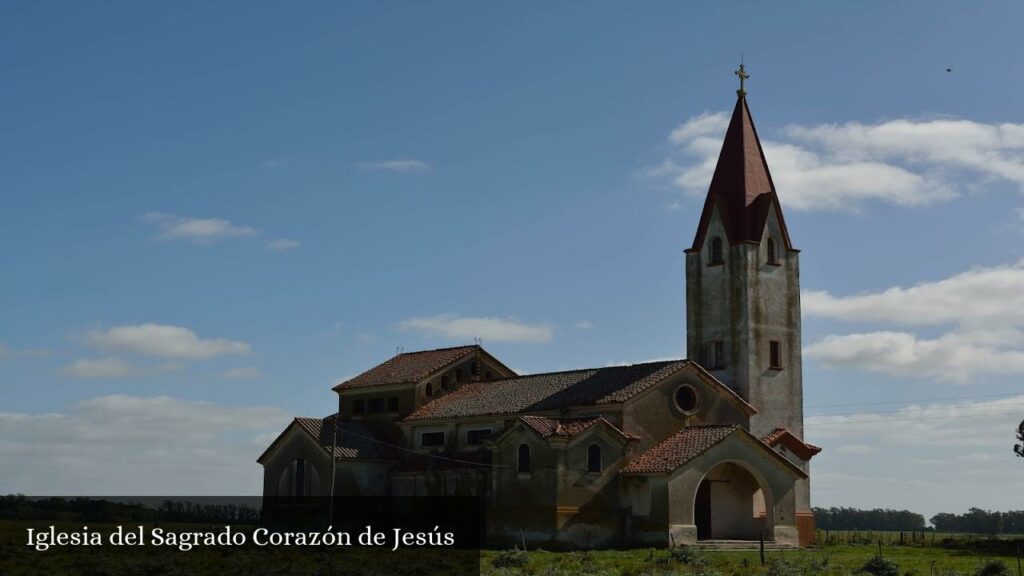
[814,507,926,531]
[930,508,1024,535]
[0,495,260,524]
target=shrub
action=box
[763,558,802,576]
[492,549,529,569]
[859,555,900,576]
[974,560,1010,576]
[670,545,698,564]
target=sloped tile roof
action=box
[333,345,480,391]
[258,415,400,463]
[621,425,740,474]
[404,360,688,420]
[519,415,638,440]
[762,427,822,460]
[689,94,794,252]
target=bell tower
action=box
[684,65,803,443]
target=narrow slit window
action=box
[587,444,602,473]
[767,238,779,265]
[517,444,531,473]
[770,340,782,369]
[709,237,724,265]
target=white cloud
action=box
[357,159,430,173]
[0,342,48,359]
[60,357,133,379]
[266,238,300,252]
[804,260,1024,328]
[807,395,1024,518]
[804,260,1024,381]
[218,367,260,380]
[573,321,594,330]
[0,395,291,494]
[655,112,1024,212]
[141,212,259,244]
[398,314,553,343]
[88,323,250,360]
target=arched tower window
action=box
[766,238,778,265]
[709,237,724,265]
[587,444,602,473]
[517,443,531,474]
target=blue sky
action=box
[2,2,1022,518]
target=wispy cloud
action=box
[218,367,260,380]
[0,395,290,494]
[398,314,553,343]
[141,212,258,244]
[60,356,133,378]
[573,321,594,330]
[0,342,49,359]
[266,238,300,252]
[357,159,431,173]
[807,395,1024,518]
[88,323,250,360]
[652,112,1024,212]
[804,260,1024,382]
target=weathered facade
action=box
[258,80,820,548]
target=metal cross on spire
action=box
[735,63,749,96]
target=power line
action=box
[807,392,1024,410]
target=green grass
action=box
[480,543,1023,576]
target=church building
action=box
[258,68,820,548]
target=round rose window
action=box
[674,385,698,413]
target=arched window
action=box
[517,443,531,474]
[425,383,433,397]
[587,444,602,473]
[766,238,778,265]
[709,237,724,265]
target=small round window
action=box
[674,385,698,413]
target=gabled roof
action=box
[621,425,807,477]
[518,415,639,442]
[257,414,399,464]
[762,427,822,460]
[405,360,682,420]
[621,425,740,474]
[333,345,513,391]
[404,359,754,422]
[689,94,795,252]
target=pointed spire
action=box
[690,67,794,251]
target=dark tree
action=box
[1016,419,1024,458]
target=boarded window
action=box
[466,429,493,445]
[767,238,779,264]
[709,237,724,265]
[421,432,445,447]
[294,458,306,498]
[770,341,782,369]
[587,444,602,473]
[387,397,399,412]
[517,444,531,473]
[352,399,365,415]
[704,340,725,370]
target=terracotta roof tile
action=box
[333,345,480,391]
[690,95,794,252]
[404,360,687,420]
[259,415,400,463]
[519,415,638,440]
[762,427,822,460]
[621,425,740,474]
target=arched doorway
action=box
[694,461,772,541]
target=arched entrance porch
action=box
[694,461,773,541]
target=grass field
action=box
[480,542,1023,576]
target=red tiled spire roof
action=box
[690,92,794,251]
